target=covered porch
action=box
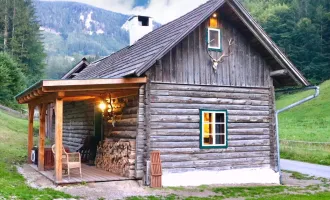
[29,163,132,184]
[15,78,146,184]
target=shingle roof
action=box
[74,0,225,79]
[74,0,309,86]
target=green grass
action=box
[0,110,74,200]
[276,80,330,165]
[276,80,330,142]
[250,192,330,200]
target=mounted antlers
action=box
[207,38,234,72]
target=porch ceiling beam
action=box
[42,85,141,93]
[16,77,146,104]
[63,96,96,102]
[42,77,147,87]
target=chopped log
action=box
[95,139,136,178]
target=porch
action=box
[15,77,146,183]
[30,164,133,184]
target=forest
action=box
[0,0,45,108]
[0,0,330,109]
[243,0,330,84]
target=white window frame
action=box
[207,28,221,50]
[200,110,227,148]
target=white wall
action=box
[162,168,280,187]
[128,16,153,45]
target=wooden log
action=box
[161,157,270,168]
[150,146,271,154]
[270,69,288,77]
[150,103,269,111]
[160,151,270,162]
[150,90,269,101]
[150,139,269,148]
[150,115,269,123]
[109,131,137,138]
[150,83,270,94]
[27,104,35,164]
[150,95,269,106]
[38,103,47,171]
[150,108,269,116]
[151,122,270,129]
[55,98,63,182]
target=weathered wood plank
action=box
[150,95,269,106]
[55,98,63,182]
[150,83,270,93]
[150,115,269,123]
[150,90,269,101]
[150,146,271,154]
[160,151,270,162]
[27,104,35,164]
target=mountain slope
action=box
[35,1,130,56]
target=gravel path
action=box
[281,159,330,179]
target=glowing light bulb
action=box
[213,13,217,18]
[99,101,106,112]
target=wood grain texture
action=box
[27,104,35,164]
[146,82,272,171]
[38,103,47,171]
[147,15,272,88]
[55,98,63,182]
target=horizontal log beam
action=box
[270,69,288,77]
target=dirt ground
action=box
[18,164,328,200]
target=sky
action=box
[40,0,209,24]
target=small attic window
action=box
[207,28,222,52]
[138,16,149,26]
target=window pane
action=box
[215,135,225,145]
[204,123,213,134]
[215,113,225,123]
[203,113,212,123]
[215,124,225,133]
[204,135,213,145]
[209,30,220,48]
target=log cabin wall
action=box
[95,94,139,178]
[144,11,278,173]
[136,85,147,179]
[62,100,95,151]
[147,83,273,172]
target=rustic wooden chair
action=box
[51,144,82,179]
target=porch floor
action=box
[30,164,133,184]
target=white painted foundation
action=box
[162,168,280,186]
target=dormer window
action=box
[207,28,222,52]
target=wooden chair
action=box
[51,144,82,179]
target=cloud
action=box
[132,0,208,24]
[40,0,208,24]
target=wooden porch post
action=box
[55,98,63,182]
[38,103,47,171]
[27,104,35,164]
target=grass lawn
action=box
[127,186,330,200]
[276,80,330,165]
[0,110,74,200]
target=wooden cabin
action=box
[16,0,309,186]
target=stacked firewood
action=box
[95,138,136,178]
